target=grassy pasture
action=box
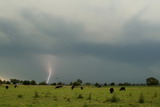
[0,85,160,107]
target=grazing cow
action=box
[110,88,114,94]
[6,86,9,90]
[14,85,17,88]
[80,87,83,90]
[55,85,62,89]
[71,85,75,90]
[98,85,101,88]
[120,87,125,91]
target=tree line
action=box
[0,77,159,86]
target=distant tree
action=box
[104,83,107,86]
[85,82,91,86]
[95,83,99,87]
[19,80,23,84]
[10,79,20,84]
[30,80,36,85]
[6,81,11,84]
[124,82,131,86]
[110,82,115,86]
[69,82,73,86]
[77,79,82,84]
[0,79,3,84]
[23,80,31,85]
[118,83,123,86]
[39,81,47,85]
[146,77,159,86]
[57,82,63,85]
[73,81,81,86]
[51,83,57,86]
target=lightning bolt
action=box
[47,67,52,84]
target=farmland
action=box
[0,85,160,107]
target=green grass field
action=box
[0,85,160,107]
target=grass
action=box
[0,85,160,107]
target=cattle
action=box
[71,85,75,90]
[80,87,83,90]
[110,88,114,94]
[98,85,101,88]
[55,85,62,89]
[6,86,9,90]
[14,85,17,88]
[120,87,125,91]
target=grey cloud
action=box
[0,9,160,83]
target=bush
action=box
[66,98,71,102]
[45,91,51,97]
[77,93,83,99]
[110,94,120,103]
[34,91,39,98]
[138,93,145,103]
[87,93,92,100]
[154,92,157,97]
[17,94,23,98]
[83,103,89,107]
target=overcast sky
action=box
[0,0,160,83]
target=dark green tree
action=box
[30,80,36,85]
[57,82,63,85]
[73,81,81,86]
[77,79,82,84]
[146,77,159,86]
[51,83,57,86]
[0,79,3,84]
[104,83,107,86]
[23,80,31,85]
[10,79,20,84]
[95,83,99,87]
[6,81,11,84]
[85,82,91,86]
[69,82,73,86]
[39,81,47,85]
[110,82,115,86]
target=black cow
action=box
[110,88,114,94]
[71,85,75,90]
[98,85,101,88]
[120,87,125,91]
[6,86,9,90]
[14,85,17,88]
[55,85,62,89]
[81,87,83,90]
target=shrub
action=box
[87,93,92,100]
[83,103,89,107]
[154,92,157,97]
[17,94,23,98]
[66,98,71,102]
[138,93,145,103]
[52,95,58,101]
[34,91,39,98]
[45,91,51,97]
[77,93,83,99]
[129,92,132,97]
[110,93,120,103]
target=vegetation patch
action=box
[138,93,145,103]
[77,93,83,99]
[17,94,23,98]
[87,93,92,100]
[34,91,40,98]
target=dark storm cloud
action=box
[0,9,160,83]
